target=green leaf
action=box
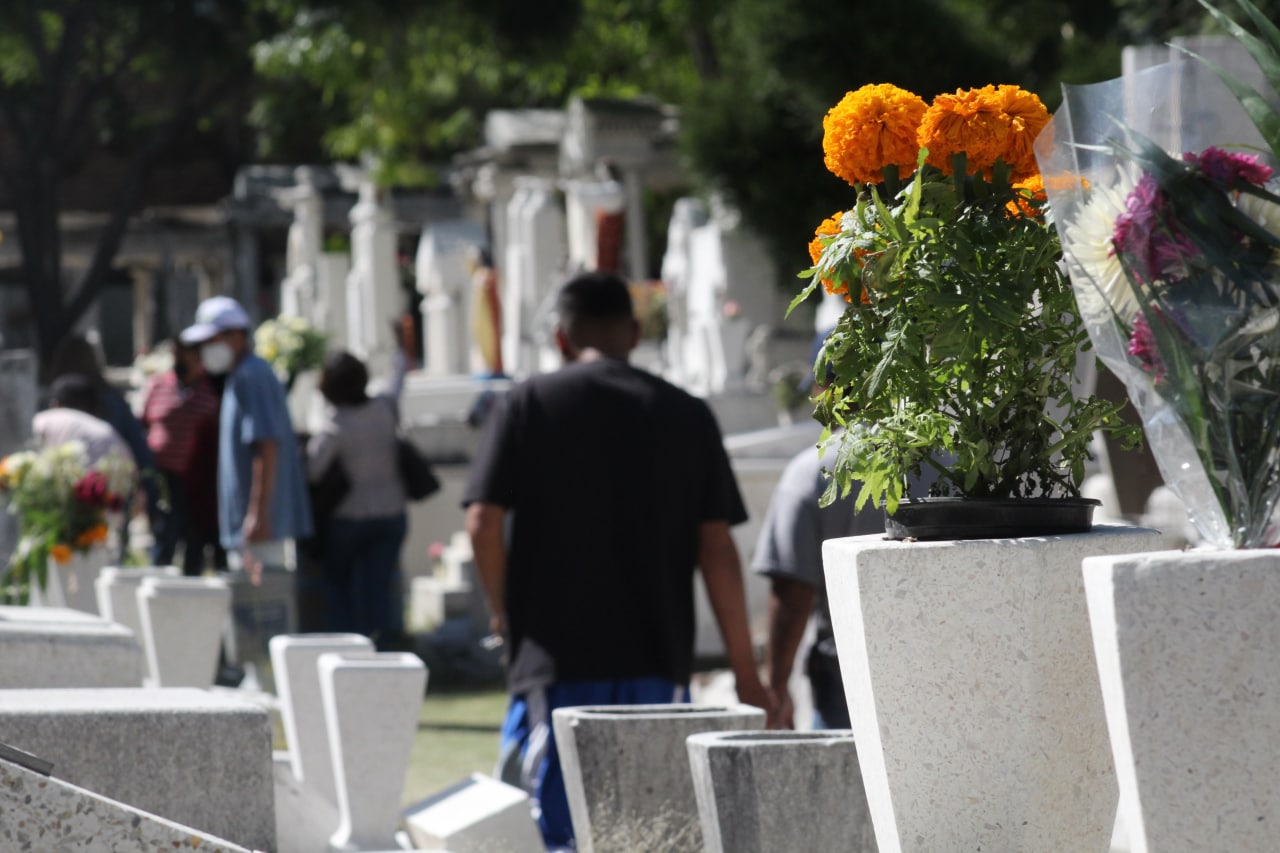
[1189,0,1280,155]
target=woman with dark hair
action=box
[307,347,407,647]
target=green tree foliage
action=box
[0,0,281,365]
[252,0,699,185]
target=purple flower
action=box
[1113,174,1198,284]
[1183,147,1275,189]
[1128,312,1164,380]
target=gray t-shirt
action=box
[751,443,884,640]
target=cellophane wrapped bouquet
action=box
[1036,0,1280,547]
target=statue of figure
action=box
[467,246,504,377]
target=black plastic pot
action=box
[883,497,1102,541]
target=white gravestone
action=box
[403,773,544,853]
[95,565,181,641]
[319,651,428,852]
[270,633,375,804]
[136,576,232,688]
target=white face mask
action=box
[201,341,235,375]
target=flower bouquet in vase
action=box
[1037,1,1280,847]
[807,82,1171,852]
[0,441,132,608]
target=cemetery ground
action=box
[403,687,508,803]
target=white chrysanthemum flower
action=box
[1237,187,1280,238]
[1062,175,1137,320]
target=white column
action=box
[346,176,401,382]
[280,166,325,323]
[564,178,625,272]
[621,166,648,284]
[501,181,534,376]
[521,180,568,375]
[320,651,428,852]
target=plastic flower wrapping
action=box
[1035,2,1280,547]
[798,81,1130,512]
[0,441,134,602]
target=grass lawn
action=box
[402,687,509,806]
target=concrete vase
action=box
[1083,548,1280,852]
[823,525,1168,853]
[552,703,765,853]
[687,730,876,853]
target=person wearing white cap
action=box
[181,297,313,581]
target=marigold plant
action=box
[799,82,1133,513]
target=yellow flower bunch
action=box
[822,83,1048,186]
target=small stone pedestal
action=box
[95,565,180,639]
[1084,548,1280,852]
[552,703,765,853]
[687,730,876,853]
[319,651,428,852]
[137,576,231,688]
[824,525,1168,853]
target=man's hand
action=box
[734,672,781,727]
[242,509,271,543]
[771,685,796,730]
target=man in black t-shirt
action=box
[463,270,774,848]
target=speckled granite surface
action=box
[824,525,1169,853]
[0,756,256,852]
[0,605,142,688]
[1085,548,1280,853]
[0,687,275,850]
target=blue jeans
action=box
[498,677,688,847]
[320,514,407,648]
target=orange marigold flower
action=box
[823,84,928,186]
[919,86,1007,175]
[50,544,72,564]
[990,86,1049,181]
[75,524,108,548]
[919,85,1048,180]
[1007,174,1047,217]
[808,212,844,267]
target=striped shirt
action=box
[140,371,220,475]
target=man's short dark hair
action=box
[556,271,634,331]
[49,373,102,416]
